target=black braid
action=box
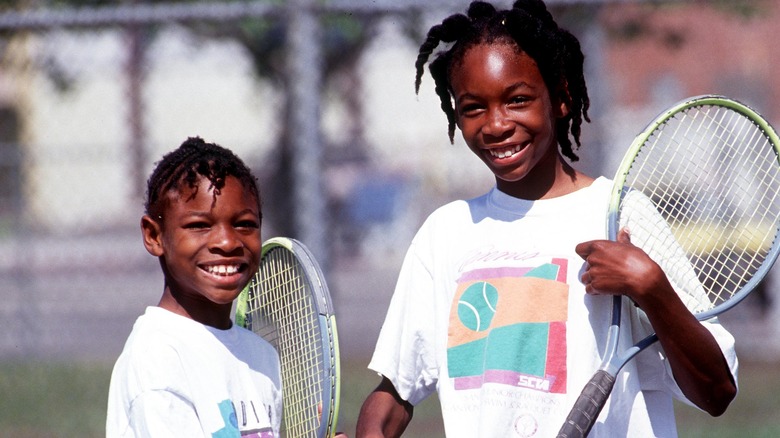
[415,0,590,162]
[145,137,261,220]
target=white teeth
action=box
[206,265,239,275]
[489,144,523,158]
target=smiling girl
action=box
[107,137,282,437]
[356,1,737,436]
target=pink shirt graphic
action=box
[447,258,569,394]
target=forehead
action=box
[451,42,545,90]
[163,175,258,213]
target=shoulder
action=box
[109,323,192,404]
[232,325,279,357]
[406,194,488,254]
[227,325,282,375]
[420,192,491,229]
[113,308,205,379]
[575,176,613,200]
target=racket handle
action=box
[557,369,616,438]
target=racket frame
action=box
[559,95,780,437]
[609,95,780,325]
[236,237,341,438]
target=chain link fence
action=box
[0,0,497,362]
[1,0,779,363]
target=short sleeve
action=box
[368,241,440,406]
[127,390,204,437]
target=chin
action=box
[210,291,242,305]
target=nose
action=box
[483,107,513,139]
[210,224,243,254]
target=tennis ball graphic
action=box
[457,281,499,331]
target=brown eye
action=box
[459,103,483,117]
[236,220,260,229]
[509,95,530,105]
[184,221,210,229]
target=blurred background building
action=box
[0,0,778,377]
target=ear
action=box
[452,98,463,129]
[553,82,571,118]
[141,215,165,257]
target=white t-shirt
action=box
[107,306,282,438]
[368,177,738,437]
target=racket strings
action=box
[247,249,325,437]
[620,104,780,313]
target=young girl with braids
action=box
[356,1,737,436]
[106,137,283,437]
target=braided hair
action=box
[415,0,590,162]
[145,137,261,220]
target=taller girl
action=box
[356,1,737,437]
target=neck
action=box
[157,288,233,330]
[496,153,594,200]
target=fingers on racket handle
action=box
[557,370,616,438]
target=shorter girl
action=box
[107,137,282,437]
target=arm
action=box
[356,377,414,438]
[576,229,737,416]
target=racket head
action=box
[236,237,340,438]
[609,95,780,320]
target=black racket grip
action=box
[557,370,616,438]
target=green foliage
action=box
[603,0,768,50]
[710,0,769,19]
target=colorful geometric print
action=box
[212,399,241,438]
[447,258,569,394]
[212,399,275,438]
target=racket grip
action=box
[556,370,616,438]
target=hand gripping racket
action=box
[557,95,780,437]
[236,237,341,438]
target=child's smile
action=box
[143,174,262,327]
[450,41,571,199]
[202,264,241,276]
[487,142,528,159]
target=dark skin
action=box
[142,175,352,437]
[141,175,262,329]
[357,42,735,437]
[357,378,414,438]
[578,229,736,416]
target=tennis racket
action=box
[557,95,780,437]
[236,237,341,438]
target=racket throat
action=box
[599,323,622,375]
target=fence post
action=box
[286,0,327,266]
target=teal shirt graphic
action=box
[212,399,275,438]
[213,399,240,438]
[447,259,569,393]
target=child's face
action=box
[450,42,567,195]
[150,175,262,309]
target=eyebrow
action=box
[179,208,259,218]
[455,81,534,105]
[506,81,535,92]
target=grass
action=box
[674,360,780,438]
[0,358,778,437]
[0,361,113,438]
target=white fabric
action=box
[369,177,738,438]
[107,306,282,438]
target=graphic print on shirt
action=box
[447,258,568,394]
[212,399,275,438]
